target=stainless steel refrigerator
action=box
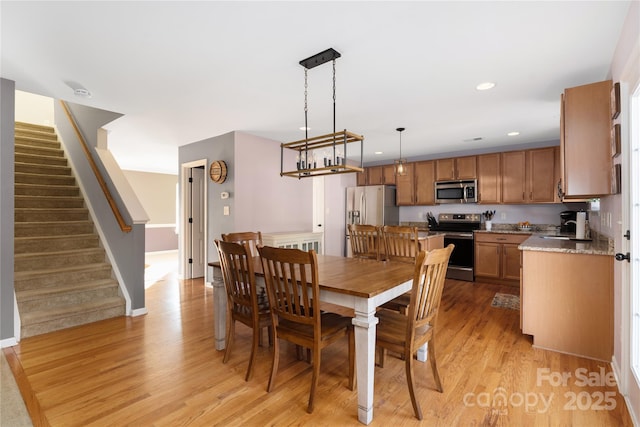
[345,185,399,257]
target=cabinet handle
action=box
[497,238,507,241]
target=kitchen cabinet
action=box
[356,169,367,186]
[501,148,556,204]
[521,250,613,361]
[414,160,436,205]
[477,153,501,204]
[367,165,396,185]
[435,156,476,181]
[474,232,529,286]
[560,80,612,198]
[395,163,415,206]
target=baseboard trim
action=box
[0,338,18,348]
[129,307,148,317]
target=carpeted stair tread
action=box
[15,207,89,222]
[15,162,71,176]
[15,195,84,209]
[15,171,75,186]
[14,234,99,253]
[14,262,113,280]
[14,136,61,149]
[15,247,106,272]
[15,152,67,167]
[17,279,119,301]
[16,280,120,312]
[15,182,79,197]
[15,143,64,157]
[20,297,125,330]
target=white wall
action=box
[15,90,53,125]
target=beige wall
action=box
[122,170,177,225]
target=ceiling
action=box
[1,1,632,175]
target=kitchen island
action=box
[519,234,614,361]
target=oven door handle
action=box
[444,232,474,240]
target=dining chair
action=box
[379,225,420,312]
[348,224,381,260]
[376,244,454,420]
[381,225,420,263]
[221,231,263,257]
[258,245,355,413]
[215,239,272,381]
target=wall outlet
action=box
[500,212,507,220]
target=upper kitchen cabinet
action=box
[356,169,367,186]
[560,80,613,198]
[414,160,436,205]
[501,148,557,204]
[395,162,416,205]
[477,153,501,204]
[366,165,396,186]
[435,156,477,181]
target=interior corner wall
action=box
[0,79,16,342]
[233,131,313,233]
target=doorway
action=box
[180,160,207,280]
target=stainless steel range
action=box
[429,213,481,281]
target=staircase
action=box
[14,122,125,338]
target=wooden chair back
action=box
[381,225,419,262]
[216,239,259,316]
[215,239,271,381]
[408,244,455,336]
[221,231,263,257]
[375,243,454,419]
[258,245,319,331]
[348,224,381,260]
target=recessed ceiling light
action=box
[74,88,92,98]
[374,151,383,155]
[299,126,310,131]
[507,131,520,136]
[476,82,496,91]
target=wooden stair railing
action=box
[60,100,132,233]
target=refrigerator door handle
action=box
[360,192,366,224]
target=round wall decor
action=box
[209,160,228,184]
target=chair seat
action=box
[278,312,352,341]
[380,292,411,312]
[376,309,433,348]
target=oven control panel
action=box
[438,213,480,222]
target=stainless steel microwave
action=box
[434,179,478,204]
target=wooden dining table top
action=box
[210,254,415,299]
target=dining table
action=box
[209,254,420,425]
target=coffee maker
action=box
[560,211,577,233]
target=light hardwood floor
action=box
[4,269,633,426]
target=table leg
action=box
[352,306,378,425]
[212,268,227,351]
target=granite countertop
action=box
[475,229,533,235]
[418,231,444,239]
[518,234,614,256]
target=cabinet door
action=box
[395,163,415,205]
[501,151,526,203]
[477,153,501,204]
[474,242,500,278]
[562,80,612,197]
[367,166,383,185]
[356,169,367,186]
[502,244,522,281]
[435,158,455,181]
[383,165,396,185]
[527,147,556,202]
[456,156,477,179]
[414,160,435,205]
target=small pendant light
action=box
[394,127,407,176]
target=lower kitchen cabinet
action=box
[521,250,613,361]
[474,232,529,286]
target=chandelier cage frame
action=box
[280,48,364,179]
